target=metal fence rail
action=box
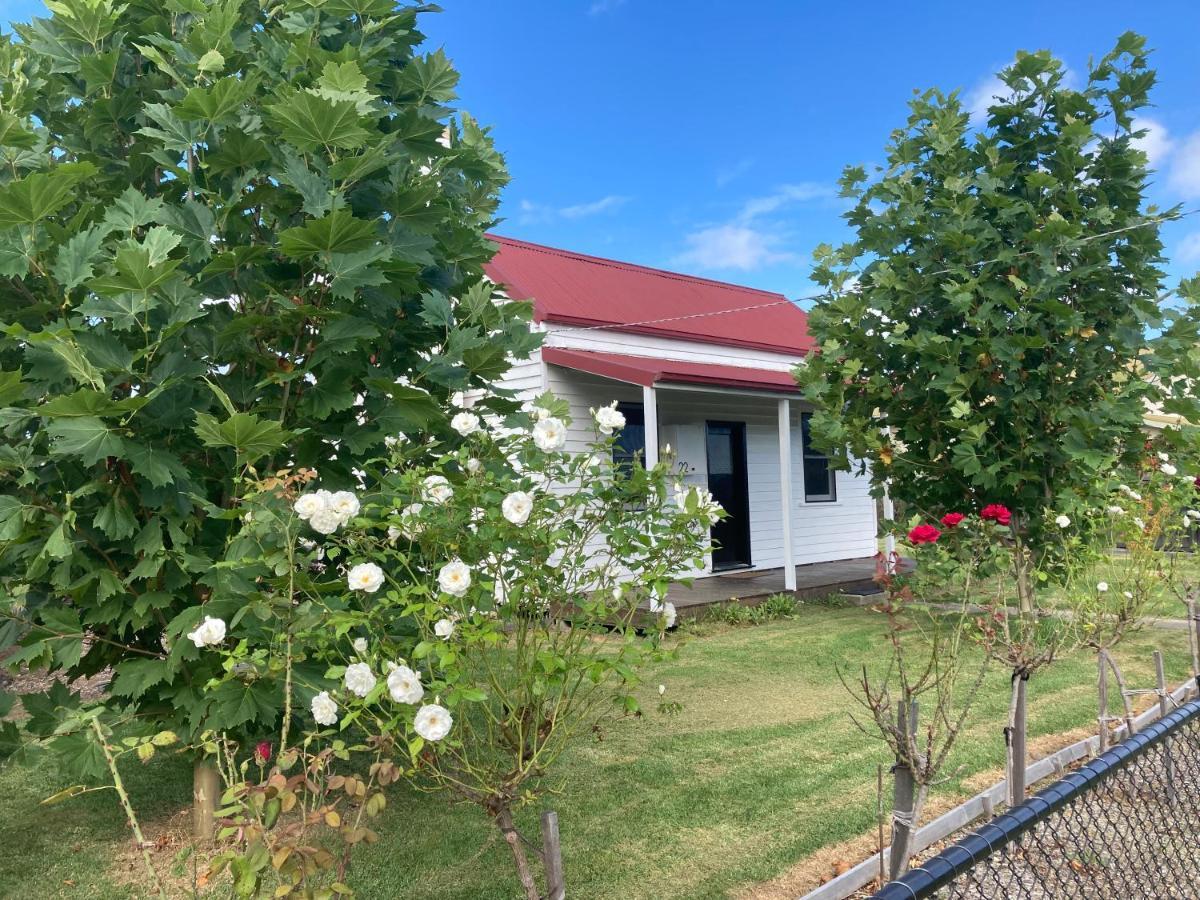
[870,696,1200,899]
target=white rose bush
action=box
[190,393,715,898]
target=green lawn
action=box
[1,604,1193,900]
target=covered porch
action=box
[664,557,885,615]
[543,346,880,588]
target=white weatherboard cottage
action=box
[483,236,877,591]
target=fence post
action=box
[889,700,919,881]
[541,810,565,900]
[1098,652,1110,753]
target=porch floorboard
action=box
[664,556,888,614]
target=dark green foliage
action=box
[0,0,537,759]
[799,33,1200,545]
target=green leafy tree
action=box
[799,33,1200,803]
[0,0,537,784]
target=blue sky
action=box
[5,0,1200,301]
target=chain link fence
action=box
[870,694,1200,899]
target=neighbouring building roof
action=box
[484,235,815,356]
[541,347,802,394]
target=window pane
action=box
[613,402,645,472]
[801,412,836,502]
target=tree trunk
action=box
[1011,525,1036,618]
[497,807,541,900]
[888,700,919,880]
[1006,673,1028,808]
[192,759,221,844]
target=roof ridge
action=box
[487,233,790,301]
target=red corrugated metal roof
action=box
[484,235,814,355]
[542,347,801,394]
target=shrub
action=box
[0,0,535,777]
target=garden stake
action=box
[541,810,565,900]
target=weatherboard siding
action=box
[492,355,877,578]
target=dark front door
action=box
[705,421,751,570]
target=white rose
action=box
[466,457,483,475]
[344,662,377,698]
[347,562,386,593]
[399,503,425,537]
[1133,517,1145,530]
[532,417,567,451]
[438,559,472,597]
[1055,515,1071,528]
[387,664,424,704]
[413,703,453,741]
[423,475,454,504]
[649,595,676,627]
[328,490,360,523]
[1107,505,1124,515]
[451,411,481,436]
[311,691,338,726]
[501,491,533,525]
[308,507,343,534]
[293,492,327,520]
[592,402,626,435]
[1162,463,1178,476]
[434,617,456,640]
[352,637,368,655]
[1158,451,1171,462]
[387,524,403,543]
[187,615,226,648]
[1097,582,1109,593]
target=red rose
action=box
[980,504,1012,527]
[908,524,941,545]
[940,512,965,528]
[1194,476,1200,491]
[255,740,273,765]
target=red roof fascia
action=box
[542,347,801,394]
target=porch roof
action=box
[542,347,801,394]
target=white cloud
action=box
[1168,130,1200,199]
[560,195,629,219]
[517,194,630,225]
[669,181,833,273]
[1132,116,1174,167]
[716,157,755,188]
[1176,232,1200,264]
[588,0,626,14]
[670,224,794,272]
[735,182,833,223]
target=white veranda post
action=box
[778,398,796,591]
[882,426,896,573]
[642,385,659,469]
